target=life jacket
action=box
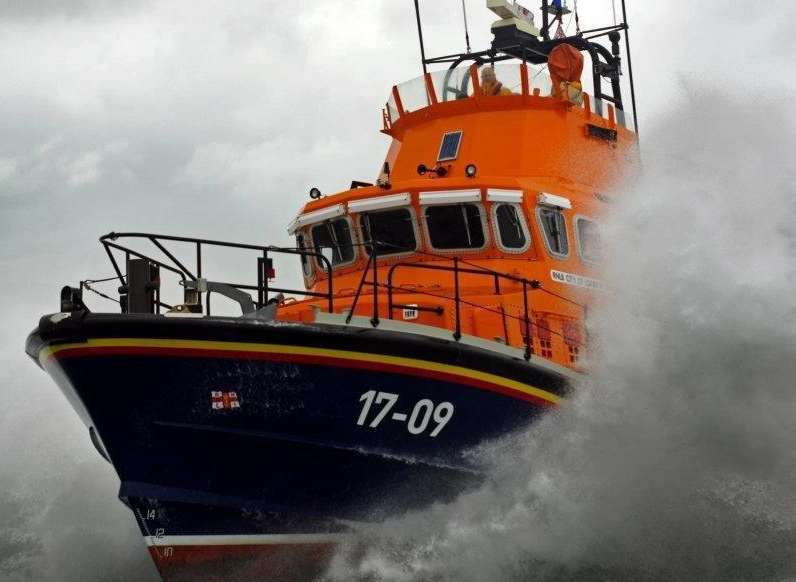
[482,81,512,96]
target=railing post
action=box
[196,242,202,278]
[391,85,406,117]
[453,257,461,341]
[347,245,372,324]
[470,64,482,98]
[257,257,264,308]
[522,280,531,361]
[387,265,395,320]
[371,245,379,327]
[520,62,530,97]
[327,260,334,313]
[263,250,270,307]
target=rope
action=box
[83,275,121,284]
[82,280,121,305]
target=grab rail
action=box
[98,232,334,314]
[385,259,543,359]
[90,232,587,361]
[339,241,589,360]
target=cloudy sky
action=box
[0,1,794,581]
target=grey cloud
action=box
[3,1,795,581]
[0,0,149,21]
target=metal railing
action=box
[89,233,588,363]
[345,243,588,361]
[98,232,334,314]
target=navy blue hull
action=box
[27,313,570,579]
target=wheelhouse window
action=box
[359,208,417,256]
[311,218,355,270]
[537,207,569,257]
[493,203,530,251]
[424,204,486,250]
[576,217,602,263]
[296,232,313,277]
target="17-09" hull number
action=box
[356,390,454,437]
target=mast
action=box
[620,0,640,136]
[413,0,428,76]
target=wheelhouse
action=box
[290,187,602,285]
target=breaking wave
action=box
[325,91,796,581]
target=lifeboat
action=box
[25,2,637,580]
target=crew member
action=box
[480,66,513,96]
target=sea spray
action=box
[326,94,796,582]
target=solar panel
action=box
[437,131,463,161]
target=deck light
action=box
[309,187,322,199]
[418,163,448,177]
[465,163,477,178]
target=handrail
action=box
[341,240,588,358]
[385,267,585,353]
[94,232,589,361]
[98,231,335,314]
[385,259,544,359]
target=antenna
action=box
[413,0,428,76]
[461,0,472,53]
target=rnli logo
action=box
[550,270,603,290]
[211,391,241,410]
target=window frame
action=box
[357,206,420,259]
[309,215,359,272]
[574,215,601,265]
[535,205,570,260]
[296,229,315,280]
[491,202,531,254]
[422,202,490,254]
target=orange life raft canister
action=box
[548,43,584,104]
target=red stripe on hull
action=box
[149,542,336,582]
[52,345,555,406]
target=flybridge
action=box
[412,0,639,136]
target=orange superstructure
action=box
[279,61,637,371]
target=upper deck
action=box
[296,60,635,225]
[384,62,633,136]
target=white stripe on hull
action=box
[145,533,347,547]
